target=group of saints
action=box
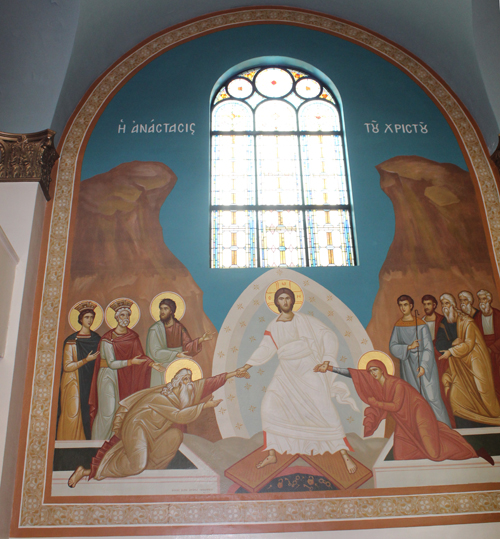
[64,287,499,488]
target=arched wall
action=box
[11,7,500,535]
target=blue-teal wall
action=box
[81,24,467,331]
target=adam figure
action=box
[236,288,358,474]
[69,367,249,487]
[146,298,214,387]
[389,295,450,426]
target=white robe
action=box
[247,313,357,455]
[91,340,129,441]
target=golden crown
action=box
[75,300,97,313]
[109,298,133,312]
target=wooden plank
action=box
[301,451,373,490]
[224,447,298,493]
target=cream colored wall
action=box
[0,182,46,539]
[0,227,18,359]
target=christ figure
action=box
[237,288,358,474]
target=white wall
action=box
[0,227,19,359]
[0,182,46,539]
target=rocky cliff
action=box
[367,156,499,360]
[64,161,219,441]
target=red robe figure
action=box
[89,299,157,440]
[475,289,500,400]
[315,358,492,463]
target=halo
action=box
[265,280,304,314]
[357,350,395,375]
[105,298,140,329]
[165,358,203,384]
[68,301,104,332]
[150,291,186,321]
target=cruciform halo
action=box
[265,279,304,314]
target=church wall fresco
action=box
[10,8,500,536]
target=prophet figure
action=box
[435,294,459,353]
[57,301,101,440]
[236,288,358,474]
[68,367,249,487]
[389,295,450,426]
[475,289,500,399]
[89,299,163,440]
[437,296,500,428]
[146,297,214,387]
[315,354,493,464]
[458,290,480,320]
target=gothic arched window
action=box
[210,66,356,268]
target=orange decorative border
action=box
[11,7,500,535]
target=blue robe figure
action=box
[390,318,451,426]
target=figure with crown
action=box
[57,301,102,440]
[89,298,164,440]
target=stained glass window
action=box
[211,66,356,268]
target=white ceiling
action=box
[1,0,499,152]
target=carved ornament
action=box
[0,129,59,200]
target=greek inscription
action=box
[364,121,429,134]
[118,120,196,135]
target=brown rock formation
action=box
[367,156,499,360]
[64,161,220,441]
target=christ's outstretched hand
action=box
[313,361,330,373]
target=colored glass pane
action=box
[305,209,354,266]
[255,100,297,131]
[213,101,253,131]
[240,69,258,81]
[258,210,306,268]
[289,69,307,81]
[211,210,257,268]
[256,135,301,205]
[299,100,340,131]
[211,135,255,205]
[255,68,293,98]
[214,87,230,104]
[319,89,335,103]
[300,135,347,205]
[296,78,321,99]
[227,78,253,99]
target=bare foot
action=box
[68,466,90,488]
[341,451,357,474]
[256,453,277,469]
